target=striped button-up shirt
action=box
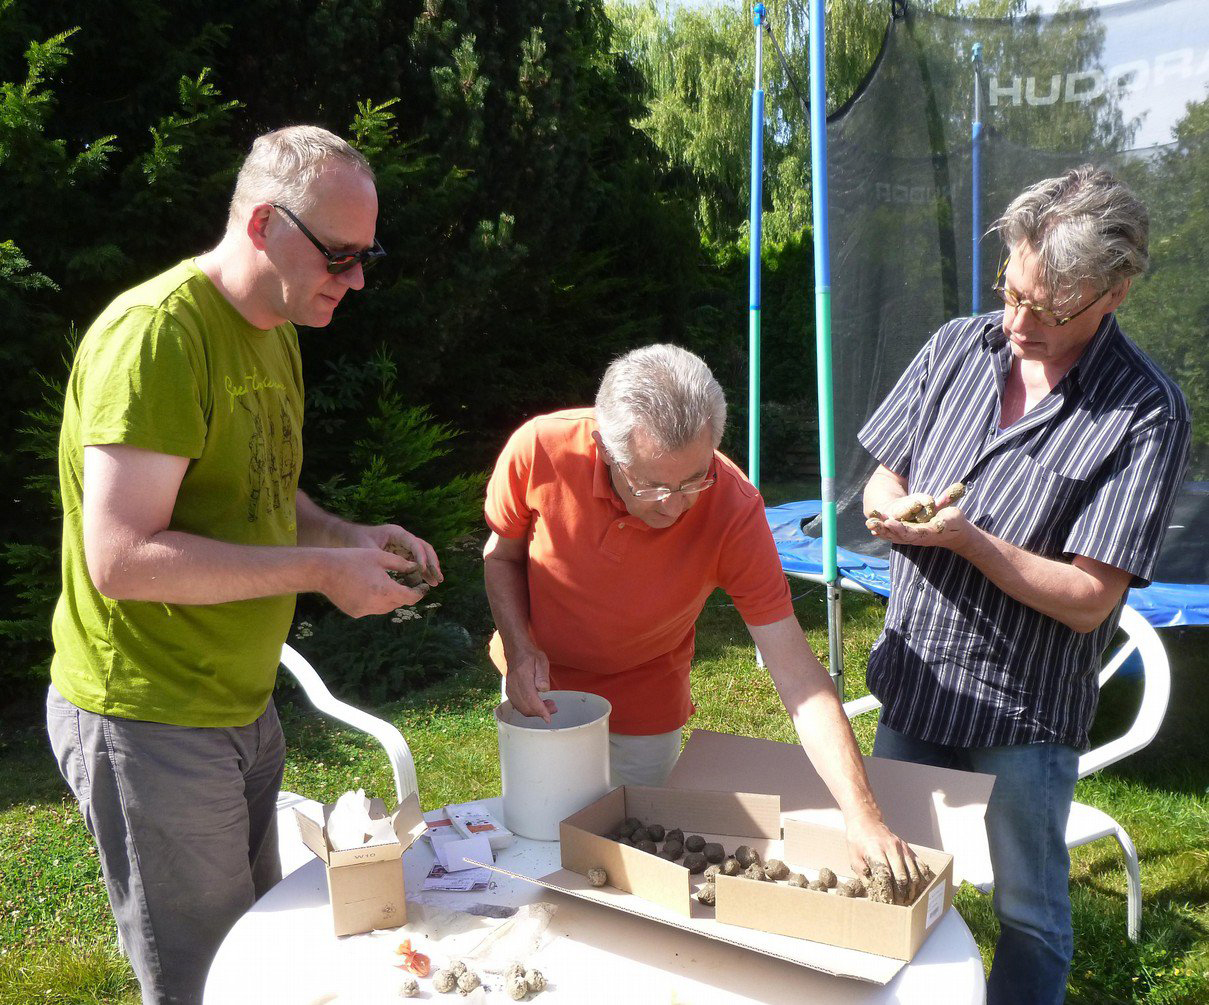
[859,312,1190,749]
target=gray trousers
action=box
[46,684,285,1005]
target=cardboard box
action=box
[295,791,426,937]
[473,730,994,985]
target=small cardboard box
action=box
[295,791,426,937]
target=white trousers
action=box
[608,728,683,787]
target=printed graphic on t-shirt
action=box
[230,369,300,524]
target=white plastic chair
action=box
[274,644,419,876]
[844,604,1169,942]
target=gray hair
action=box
[228,125,373,225]
[995,164,1149,306]
[595,344,727,465]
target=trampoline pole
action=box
[971,42,983,315]
[809,0,843,697]
[749,3,766,489]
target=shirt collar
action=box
[592,438,627,511]
[981,311,1123,395]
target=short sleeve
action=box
[77,306,206,458]
[1064,413,1192,585]
[718,492,794,627]
[485,419,537,538]
[858,337,935,476]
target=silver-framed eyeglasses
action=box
[992,257,1110,328]
[613,459,717,502]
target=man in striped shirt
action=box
[859,166,1190,1004]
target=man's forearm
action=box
[483,555,537,657]
[295,490,358,548]
[863,465,909,517]
[94,530,333,605]
[956,526,1123,633]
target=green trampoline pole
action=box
[809,0,843,697]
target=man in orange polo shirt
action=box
[484,343,919,883]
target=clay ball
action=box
[764,858,790,881]
[433,969,457,993]
[697,882,717,906]
[635,839,657,854]
[840,878,865,898]
[664,828,685,845]
[620,817,642,836]
[744,862,767,882]
[734,845,761,869]
[587,867,607,887]
[721,857,742,876]
[658,847,681,861]
[457,971,481,995]
[702,842,725,864]
[662,839,684,859]
[647,824,666,841]
[787,872,808,888]
[683,851,708,874]
[703,864,722,882]
[818,867,838,889]
[684,835,706,853]
[399,976,419,997]
[807,879,826,892]
[868,865,895,904]
[525,969,547,993]
[630,827,650,844]
[505,962,526,983]
[505,975,529,1000]
[449,961,467,978]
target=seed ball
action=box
[607,831,624,842]
[635,839,657,854]
[457,971,481,995]
[702,842,725,864]
[657,847,680,861]
[449,961,467,978]
[808,879,826,892]
[664,828,684,845]
[647,824,666,842]
[697,882,717,906]
[661,839,683,859]
[619,817,642,836]
[505,975,529,1000]
[587,867,607,887]
[894,874,911,905]
[836,882,855,898]
[703,864,722,882]
[525,969,547,993]
[868,865,894,904]
[721,857,742,876]
[787,872,808,888]
[399,976,420,997]
[734,845,761,869]
[505,962,526,983]
[744,862,767,882]
[840,879,865,898]
[433,969,457,993]
[818,867,838,889]
[684,835,706,853]
[683,851,708,874]
[764,858,790,881]
[630,827,650,844]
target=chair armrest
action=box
[279,644,419,805]
[843,694,883,720]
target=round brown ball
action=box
[683,851,708,874]
[684,835,706,853]
[702,842,725,864]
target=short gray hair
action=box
[228,125,373,225]
[595,344,727,465]
[995,164,1149,306]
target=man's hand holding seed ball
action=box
[866,483,971,549]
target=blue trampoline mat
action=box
[767,500,1209,629]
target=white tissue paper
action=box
[326,788,398,851]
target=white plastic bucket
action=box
[495,690,612,841]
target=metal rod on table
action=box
[749,3,766,489]
[809,0,843,696]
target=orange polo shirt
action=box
[485,409,793,734]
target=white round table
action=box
[206,799,986,1004]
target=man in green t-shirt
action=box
[46,125,437,1005]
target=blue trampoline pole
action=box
[749,3,766,488]
[971,42,983,315]
[809,0,843,696]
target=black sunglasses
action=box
[271,203,386,275]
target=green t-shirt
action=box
[50,260,304,726]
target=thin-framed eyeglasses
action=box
[992,257,1111,328]
[613,458,717,502]
[271,203,386,275]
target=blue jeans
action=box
[873,722,1079,1005]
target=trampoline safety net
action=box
[800,0,1209,619]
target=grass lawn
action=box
[1,586,1206,1003]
